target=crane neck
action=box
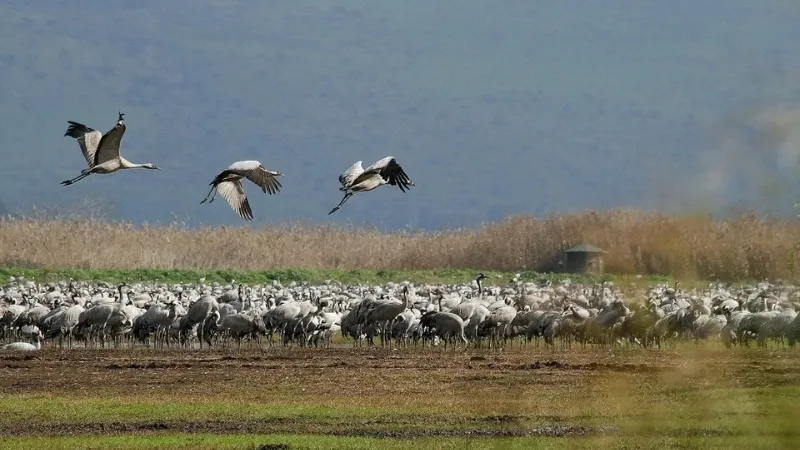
[120,157,148,169]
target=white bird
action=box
[61,111,161,186]
[2,330,43,351]
[328,156,415,215]
[200,160,283,221]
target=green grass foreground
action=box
[1,347,799,449]
[0,266,681,286]
[1,434,792,450]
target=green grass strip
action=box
[0,433,797,450]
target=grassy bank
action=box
[1,210,798,281]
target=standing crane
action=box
[200,160,283,221]
[61,111,161,186]
[328,156,415,215]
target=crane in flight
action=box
[61,111,160,186]
[200,160,284,221]
[328,156,415,215]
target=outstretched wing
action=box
[338,160,364,188]
[242,165,283,195]
[363,156,415,192]
[216,179,254,221]
[93,122,127,166]
[64,121,103,168]
[225,160,283,195]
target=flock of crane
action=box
[47,110,800,354]
[60,111,416,220]
[2,273,800,352]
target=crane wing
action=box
[64,121,103,168]
[338,160,364,188]
[241,165,283,195]
[363,156,415,192]
[216,179,254,221]
[93,122,127,166]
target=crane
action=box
[328,156,415,215]
[200,160,283,221]
[61,111,160,186]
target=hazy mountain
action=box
[1,1,799,230]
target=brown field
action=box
[2,209,799,281]
[1,345,799,449]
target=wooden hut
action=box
[563,243,607,274]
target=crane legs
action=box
[200,185,217,204]
[61,169,92,186]
[328,192,353,215]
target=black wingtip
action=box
[64,125,79,139]
[64,121,91,139]
[239,198,254,221]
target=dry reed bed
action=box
[1,210,799,280]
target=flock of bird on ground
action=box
[59,111,416,220]
[3,273,800,352]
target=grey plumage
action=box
[61,111,161,186]
[329,156,415,215]
[200,160,283,221]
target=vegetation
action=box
[0,347,798,449]
[1,434,792,450]
[1,211,799,282]
[0,266,674,288]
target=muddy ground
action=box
[1,344,798,439]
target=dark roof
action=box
[564,243,607,254]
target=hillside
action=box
[1,1,799,230]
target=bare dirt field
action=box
[1,345,800,449]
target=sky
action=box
[1,1,799,230]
